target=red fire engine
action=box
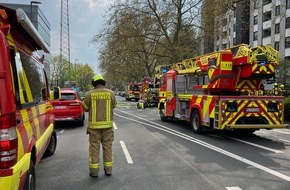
[157,44,289,134]
[137,77,159,108]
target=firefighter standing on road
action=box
[82,75,117,177]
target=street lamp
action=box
[30,1,42,21]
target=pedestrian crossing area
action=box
[116,101,137,108]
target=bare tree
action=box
[92,0,202,86]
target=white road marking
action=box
[272,129,290,135]
[227,137,283,154]
[59,130,65,134]
[120,141,133,164]
[115,109,290,182]
[113,122,117,129]
[226,187,242,190]
[278,139,290,143]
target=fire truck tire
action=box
[160,109,168,121]
[190,110,203,134]
[44,131,57,157]
[24,160,35,190]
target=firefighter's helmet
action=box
[92,75,106,86]
[92,75,104,82]
[280,84,285,89]
[274,83,278,87]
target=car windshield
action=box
[130,85,139,91]
[61,93,76,100]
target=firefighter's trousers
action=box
[88,127,114,175]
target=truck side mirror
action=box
[50,86,61,100]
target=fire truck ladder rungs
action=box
[214,100,219,129]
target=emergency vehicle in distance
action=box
[137,77,159,108]
[0,5,60,190]
[157,44,289,134]
[125,83,140,101]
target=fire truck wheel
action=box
[191,110,202,134]
[44,131,57,157]
[24,160,35,190]
[160,109,168,121]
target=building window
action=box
[286,17,290,28]
[263,28,271,37]
[275,5,280,16]
[275,41,279,50]
[275,23,280,34]
[222,31,227,38]
[285,37,290,48]
[263,0,271,5]
[233,24,236,32]
[222,44,227,49]
[222,18,227,26]
[253,31,258,41]
[254,16,258,25]
[263,11,271,22]
[233,38,236,45]
[287,0,290,9]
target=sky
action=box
[1,0,113,74]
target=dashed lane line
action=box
[226,187,242,190]
[113,122,117,130]
[120,141,133,164]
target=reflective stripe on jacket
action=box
[82,87,116,129]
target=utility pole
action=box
[60,0,71,87]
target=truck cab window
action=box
[14,52,46,104]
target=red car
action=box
[52,88,85,126]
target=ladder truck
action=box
[157,44,289,134]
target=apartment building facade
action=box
[211,0,290,60]
[250,0,290,59]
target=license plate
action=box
[245,107,259,112]
[54,106,67,109]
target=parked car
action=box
[52,88,85,126]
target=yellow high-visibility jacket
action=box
[82,86,117,129]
